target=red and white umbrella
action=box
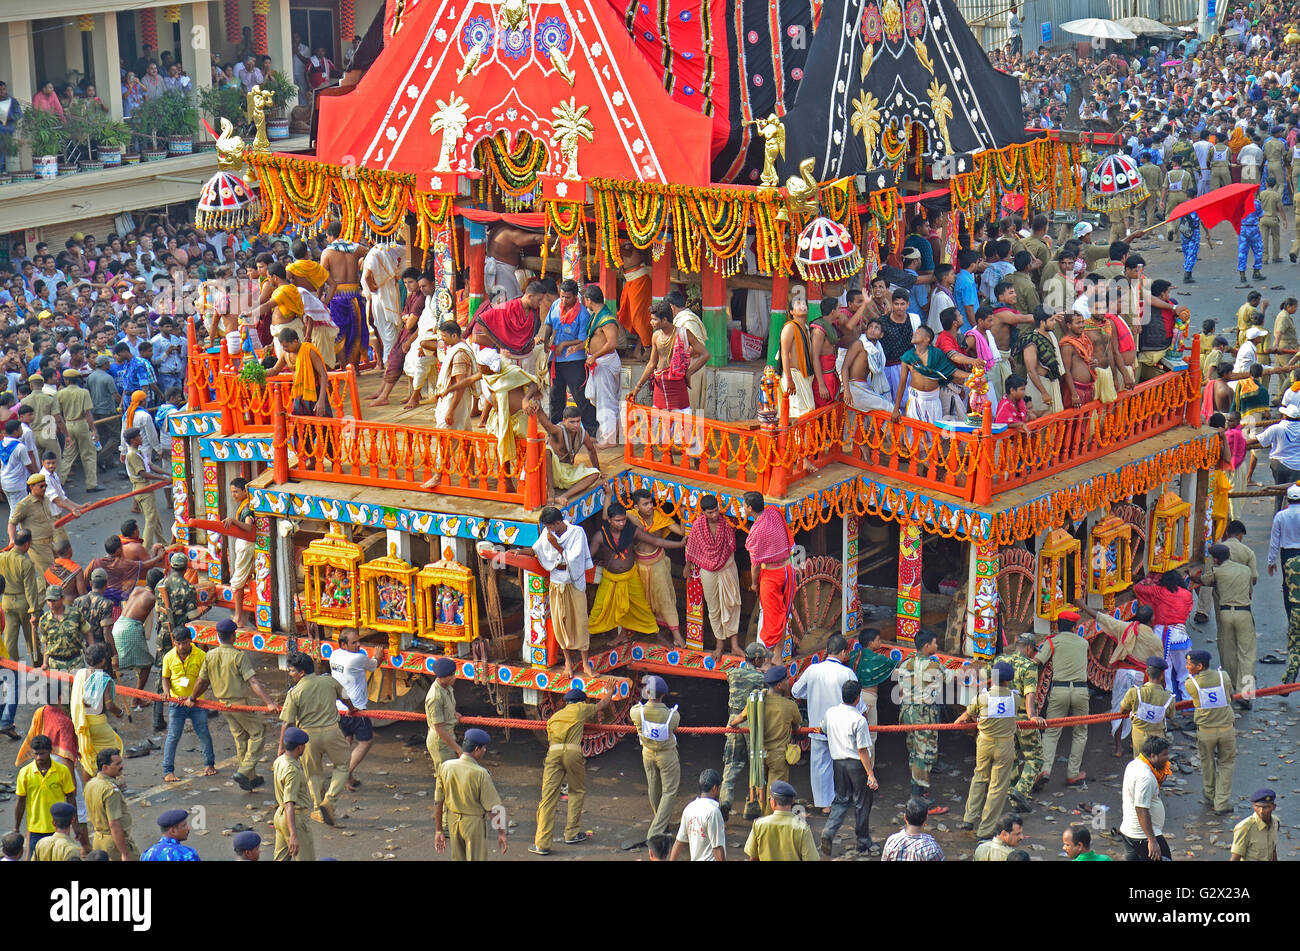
[1086,153,1149,213]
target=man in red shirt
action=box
[1133,571,1194,701]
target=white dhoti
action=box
[783,369,816,419]
[229,537,255,588]
[585,351,621,445]
[847,380,895,413]
[810,735,834,807]
[1095,365,1118,404]
[301,290,337,369]
[1109,667,1145,739]
[904,386,943,423]
[271,318,304,360]
[699,557,742,641]
[363,244,404,364]
[1027,377,1063,415]
[991,348,1013,403]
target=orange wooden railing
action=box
[622,399,776,493]
[216,367,359,432]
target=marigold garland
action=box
[475,131,548,211]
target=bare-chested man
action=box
[532,405,603,506]
[988,281,1034,400]
[630,488,688,647]
[112,568,160,705]
[118,518,148,564]
[1058,312,1098,408]
[841,318,893,412]
[320,221,369,368]
[588,503,683,648]
[1082,312,1127,403]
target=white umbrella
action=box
[1061,18,1139,40]
[1115,16,1181,37]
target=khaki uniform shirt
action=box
[630,700,680,753]
[1202,560,1252,607]
[197,644,257,702]
[22,391,58,437]
[965,686,1017,739]
[1035,630,1090,682]
[973,837,1016,860]
[424,681,457,758]
[0,547,41,609]
[743,809,819,861]
[1021,236,1050,275]
[1185,669,1236,729]
[1081,243,1110,270]
[1007,270,1040,315]
[1259,188,1284,223]
[281,672,345,730]
[1223,538,1258,586]
[1274,309,1299,354]
[435,753,502,817]
[125,447,149,487]
[273,753,311,809]
[9,493,55,543]
[56,386,93,423]
[546,701,598,747]
[85,773,131,844]
[1120,682,1173,734]
[31,830,80,861]
[1230,813,1279,860]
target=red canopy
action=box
[1167,183,1259,235]
[317,0,715,190]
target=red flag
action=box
[1165,183,1259,235]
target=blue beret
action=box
[283,726,310,747]
[1145,656,1167,671]
[992,662,1015,684]
[770,780,797,799]
[1188,649,1213,666]
[463,728,490,748]
[157,808,189,828]
[764,666,789,685]
[50,801,76,822]
[216,618,237,635]
[1251,788,1276,803]
[644,675,669,699]
[232,830,261,851]
[563,688,588,703]
[432,657,457,678]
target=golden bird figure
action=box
[777,157,819,222]
[214,116,246,171]
[860,42,874,81]
[549,44,575,85]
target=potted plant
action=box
[61,100,104,170]
[18,105,65,178]
[94,119,131,166]
[134,90,198,157]
[259,71,298,141]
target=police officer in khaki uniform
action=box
[272,726,315,861]
[629,675,681,842]
[31,801,81,861]
[188,617,281,790]
[1118,656,1173,759]
[21,375,63,466]
[530,687,614,855]
[84,748,135,860]
[434,728,507,861]
[1137,153,1166,228]
[279,650,356,825]
[0,529,42,668]
[730,664,803,814]
[1199,543,1256,708]
[56,369,99,493]
[743,780,818,861]
[994,633,1047,810]
[1185,649,1236,815]
[955,661,1019,839]
[1259,177,1286,264]
[9,473,57,578]
[1209,138,1233,191]
[1231,788,1280,861]
[1034,610,1091,786]
[424,656,460,782]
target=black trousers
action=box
[1271,461,1300,513]
[549,359,597,436]
[1122,832,1171,861]
[823,758,873,850]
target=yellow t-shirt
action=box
[163,645,207,699]
[16,760,76,834]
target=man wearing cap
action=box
[993,633,1046,809]
[1034,611,1092,787]
[424,656,461,790]
[954,662,1019,839]
[531,687,616,854]
[0,528,42,670]
[1075,222,1109,271]
[720,642,770,812]
[9,472,56,577]
[1197,544,1256,708]
[279,651,356,826]
[630,675,681,841]
[73,567,116,661]
[37,583,88,674]
[140,808,200,861]
[56,367,99,492]
[273,726,314,861]
[1231,789,1280,861]
[1185,649,1236,815]
[434,728,508,861]
[21,374,65,467]
[233,829,262,861]
[84,748,134,860]
[1118,656,1174,759]
[30,801,82,861]
[189,618,281,791]
[792,633,858,813]
[743,780,818,861]
[729,664,802,814]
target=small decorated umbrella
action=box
[196,169,260,229]
[794,216,862,282]
[1086,153,1148,213]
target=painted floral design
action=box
[860,3,884,42]
[535,16,571,55]
[905,0,926,37]
[501,26,532,61]
[462,16,494,53]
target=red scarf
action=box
[685,514,736,572]
[745,507,793,564]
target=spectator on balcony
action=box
[234,55,264,93]
[0,82,21,173]
[31,81,64,120]
[892,325,969,426]
[290,33,311,103]
[140,63,165,102]
[162,63,191,94]
[307,48,337,91]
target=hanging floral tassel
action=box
[252,0,270,56]
[224,0,241,45]
[162,5,181,24]
[78,15,94,31]
[340,0,355,46]
[139,8,158,51]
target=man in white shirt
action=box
[819,680,879,857]
[792,634,858,813]
[1239,134,1264,184]
[291,32,311,103]
[0,418,35,509]
[531,507,594,678]
[669,768,726,861]
[329,628,380,792]
[234,56,264,93]
[1120,734,1171,861]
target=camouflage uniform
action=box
[73,590,116,650]
[37,606,90,672]
[994,650,1043,797]
[720,662,767,805]
[153,574,199,667]
[898,653,943,794]
[1284,557,1300,685]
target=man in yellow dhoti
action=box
[532,405,603,506]
[285,242,339,367]
[71,644,123,777]
[476,350,541,469]
[630,488,688,647]
[266,266,306,361]
[589,503,684,644]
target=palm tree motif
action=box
[850,90,882,162]
[928,78,954,154]
[551,97,594,181]
[429,93,470,172]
